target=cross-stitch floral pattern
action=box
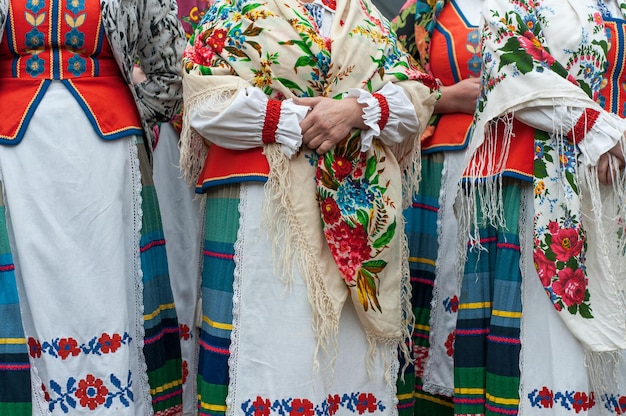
[241,392,385,416]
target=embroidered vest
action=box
[426,1,534,179]
[598,19,626,117]
[0,0,142,144]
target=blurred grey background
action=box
[372,0,405,20]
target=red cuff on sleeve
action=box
[262,100,282,144]
[372,93,389,131]
[566,108,600,144]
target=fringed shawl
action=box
[464,0,626,397]
[180,0,438,364]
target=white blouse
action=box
[189,1,420,156]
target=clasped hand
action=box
[294,96,368,155]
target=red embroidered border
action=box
[262,100,282,144]
[372,93,389,131]
[567,108,600,144]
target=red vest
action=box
[0,0,142,144]
[425,1,533,179]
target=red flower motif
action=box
[572,391,593,413]
[75,374,109,410]
[332,155,353,181]
[550,227,584,262]
[356,393,378,414]
[206,28,227,53]
[518,31,556,66]
[179,323,191,341]
[326,222,371,282]
[448,295,459,313]
[537,386,553,408]
[321,198,341,224]
[290,398,314,416]
[182,360,189,384]
[28,337,42,358]
[444,331,455,357]
[252,396,271,416]
[57,337,81,360]
[184,39,214,67]
[552,267,587,307]
[547,221,559,234]
[533,248,556,287]
[98,333,122,354]
[327,394,341,415]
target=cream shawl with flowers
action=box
[464,0,626,393]
[180,0,437,356]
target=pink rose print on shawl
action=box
[552,267,587,307]
[518,31,555,66]
[533,247,556,287]
[316,135,397,313]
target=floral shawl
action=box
[464,0,626,395]
[392,0,445,73]
[180,0,437,357]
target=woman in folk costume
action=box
[455,0,626,414]
[150,1,212,414]
[179,0,439,414]
[391,0,508,415]
[0,0,186,414]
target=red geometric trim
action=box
[566,108,600,144]
[262,99,282,144]
[373,93,389,131]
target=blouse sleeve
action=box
[346,82,420,152]
[189,87,308,158]
[134,0,187,125]
[515,106,626,166]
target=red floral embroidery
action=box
[321,198,341,224]
[445,331,455,357]
[28,337,42,358]
[253,396,271,416]
[327,394,341,415]
[75,374,109,410]
[572,391,594,413]
[356,393,378,414]
[57,337,81,359]
[552,267,587,307]
[549,227,584,262]
[290,398,314,416]
[182,360,189,384]
[537,386,553,408]
[99,333,122,354]
[179,323,191,340]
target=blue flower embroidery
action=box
[66,0,84,14]
[25,29,45,49]
[26,0,45,14]
[26,55,45,77]
[68,54,86,76]
[65,28,85,50]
